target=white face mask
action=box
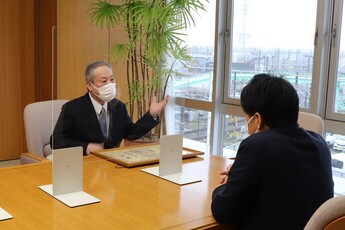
[244,114,259,137]
[91,82,116,102]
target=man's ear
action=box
[86,81,93,92]
[254,112,263,130]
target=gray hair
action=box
[84,61,112,82]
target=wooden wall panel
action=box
[23,0,36,106]
[57,0,128,103]
[57,0,110,99]
[0,0,35,160]
[0,0,126,160]
[109,19,130,104]
[35,0,57,101]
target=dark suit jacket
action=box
[211,127,334,230]
[50,93,159,155]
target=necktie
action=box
[99,107,107,138]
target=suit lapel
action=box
[106,101,114,145]
[81,93,104,137]
[106,99,120,141]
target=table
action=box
[0,154,231,229]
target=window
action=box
[224,0,317,110]
[173,106,211,153]
[222,114,247,158]
[169,0,345,195]
[173,0,216,102]
[326,132,345,195]
[326,0,345,122]
[169,0,216,154]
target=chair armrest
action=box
[20,152,49,164]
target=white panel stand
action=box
[142,166,201,185]
[38,147,100,207]
[39,184,100,207]
[141,134,202,185]
[0,207,12,221]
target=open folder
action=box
[39,146,100,207]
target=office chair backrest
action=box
[23,100,68,157]
[304,195,345,230]
[298,111,324,136]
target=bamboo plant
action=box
[89,0,207,139]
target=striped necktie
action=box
[99,107,107,138]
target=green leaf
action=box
[89,0,208,118]
[110,44,131,61]
[88,0,123,28]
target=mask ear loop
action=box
[253,112,262,133]
[247,114,256,124]
[245,113,256,137]
[248,113,261,134]
[87,81,96,93]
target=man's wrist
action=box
[149,110,158,120]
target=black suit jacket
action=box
[211,127,334,230]
[50,93,159,155]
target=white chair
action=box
[298,111,324,136]
[304,195,345,230]
[20,100,69,164]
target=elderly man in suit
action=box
[50,61,169,155]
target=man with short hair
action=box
[211,74,333,229]
[51,61,169,155]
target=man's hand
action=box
[149,95,170,118]
[86,143,104,155]
[219,164,233,184]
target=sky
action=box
[183,0,317,50]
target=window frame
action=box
[171,0,345,156]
